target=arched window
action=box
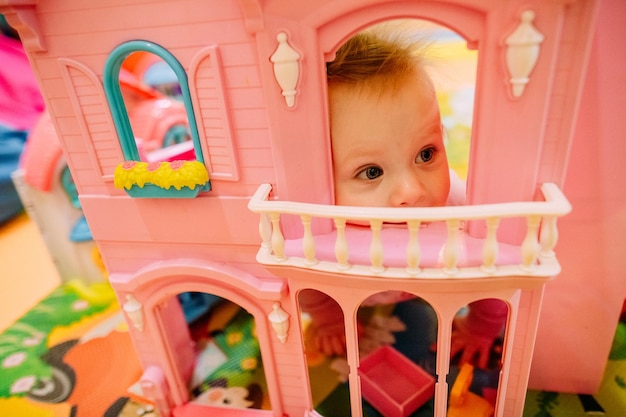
[104,41,210,197]
[326,19,476,207]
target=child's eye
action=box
[356,165,383,180]
[416,147,435,164]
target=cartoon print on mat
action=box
[0,282,153,417]
[195,386,254,408]
[0,283,113,398]
[186,296,267,409]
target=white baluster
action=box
[443,219,460,275]
[520,215,541,271]
[259,213,271,250]
[406,220,421,275]
[301,214,317,266]
[539,216,558,257]
[481,217,500,273]
[369,219,384,273]
[334,218,350,270]
[269,212,286,261]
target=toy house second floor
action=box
[0,0,597,273]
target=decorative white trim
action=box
[249,183,571,279]
[268,302,290,343]
[270,32,301,108]
[123,294,144,331]
[505,10,545,98]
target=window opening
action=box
[327,19,476,207]
[297,289,352,415]
[447,299,508,415]
[318,18,482,416]
[119,51,192,162]
[298,289,442,417]
[104,41,210,196]
[173,293,271,410]
[106,46,195,163]
[357,294,437,417]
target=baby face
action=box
[330,75,451,207]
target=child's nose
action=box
[389,173,426,207]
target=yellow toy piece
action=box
[447,363,494,417]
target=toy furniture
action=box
[359,345,435,417]
[3,0,623,416]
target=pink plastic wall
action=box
[530,0,626,393]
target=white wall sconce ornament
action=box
[268,302,290,343]
[123,294,144,331]
[505,10,545,98]
[270,32,301,108]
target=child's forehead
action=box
[330,69,436,105]
[329,73,439,118]
[329,75,442,157]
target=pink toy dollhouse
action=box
[3,0,624,416]
[11,63,192,284]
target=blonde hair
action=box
[327,26,431,93]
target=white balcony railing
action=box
[248,183,571,279]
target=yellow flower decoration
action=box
[114,160,209,190]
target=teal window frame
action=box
[103,40,205,166]
[60,165,80,209]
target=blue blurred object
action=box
[0,124,27,225]
[178,292,222,323]
[70,216,93,242]
[143,61,182,99]
[0,14,19,40]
